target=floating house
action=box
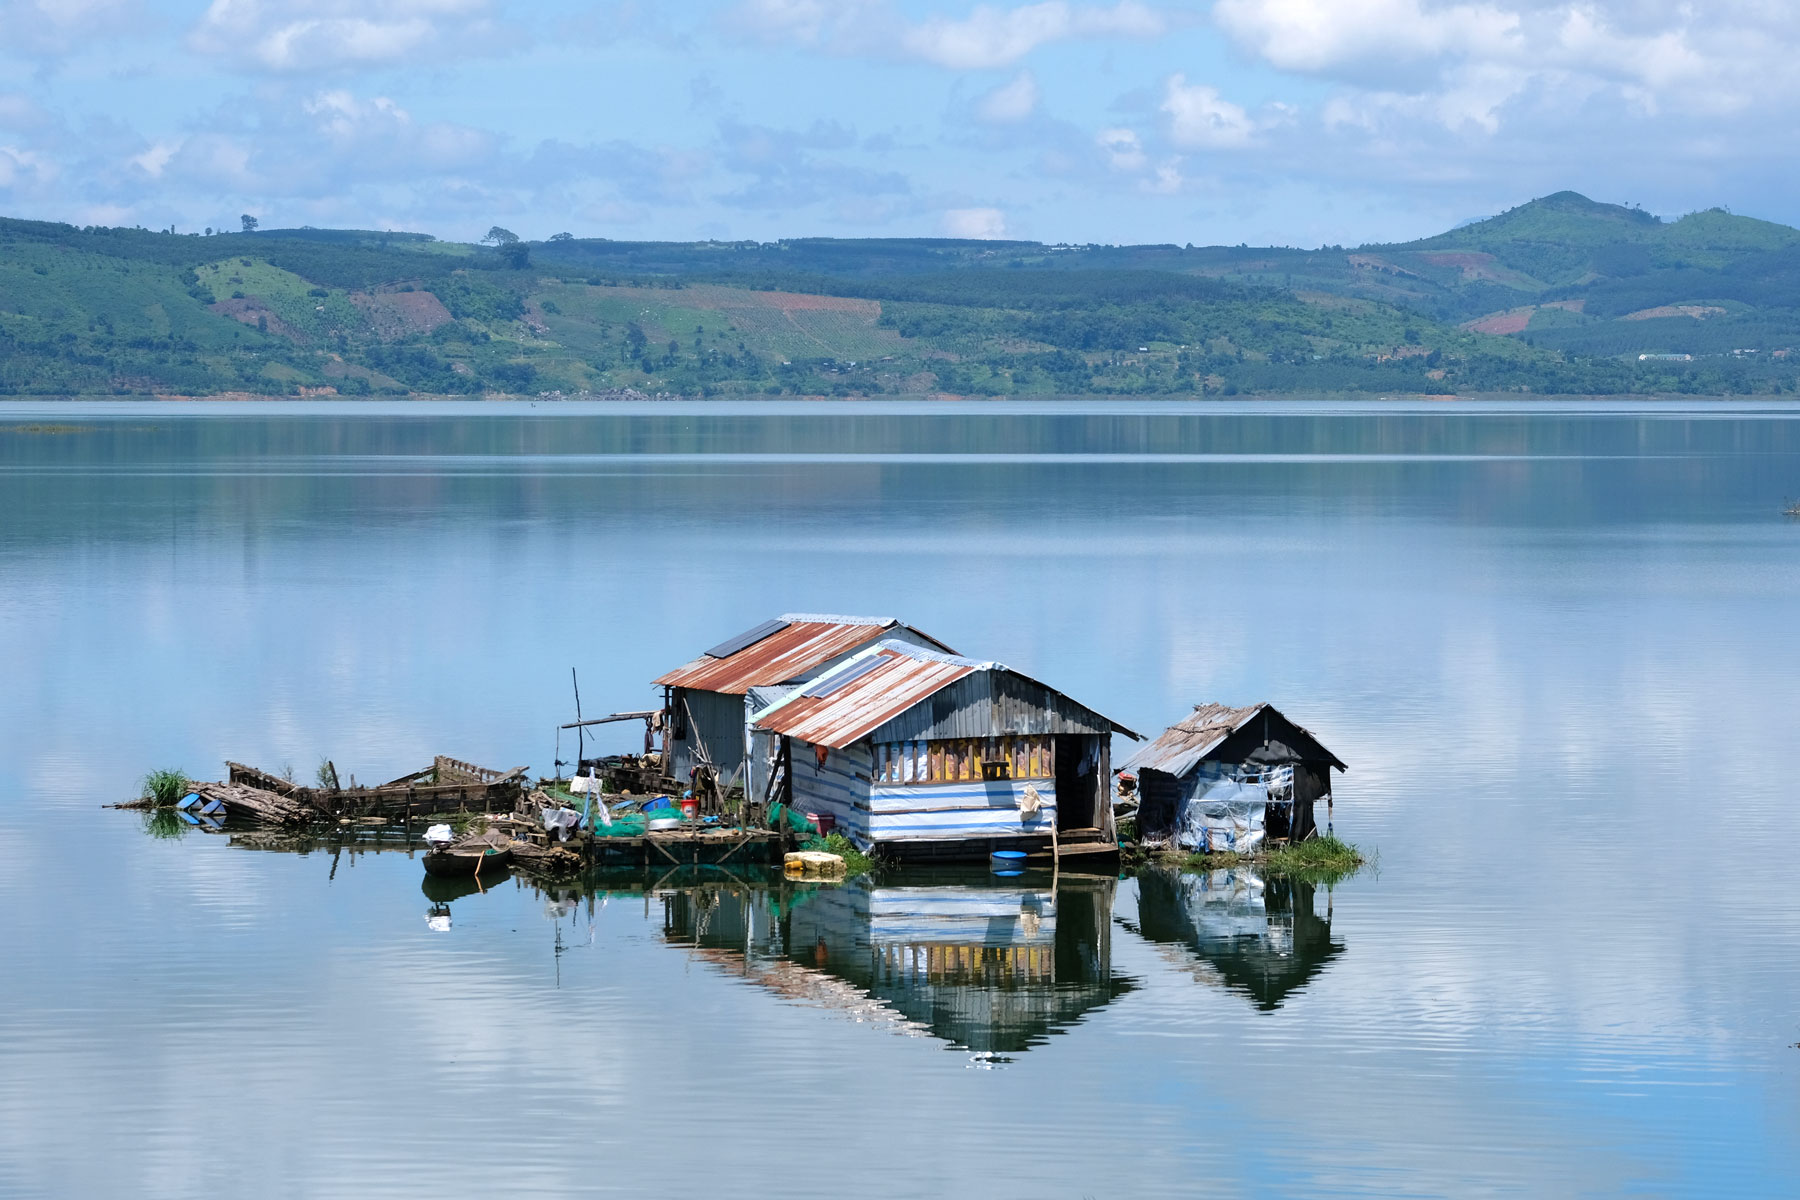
[751,640,1141,860]
[1121,703,1345,852]
[1129,866,1343,1011]
[661,873,1127,1054]
[653,614,955,795]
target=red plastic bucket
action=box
[808,812,836,836]
[680,797,699,820]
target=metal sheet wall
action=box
[671,687,750,782]
[864,671,1113,745]
[868,779,1058,843]
[789,739,874,843]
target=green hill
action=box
[1,198,1797,398]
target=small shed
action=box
[752,640,1140,860]
[653,614,955,796]
[1120,703,1345,852]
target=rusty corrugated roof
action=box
[652,614,955,694]
[1119,702,1345,777]
[751,643,981,749]
[752,641,1142,749]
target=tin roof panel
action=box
[752,644,980,749]
[1119,702,1344,776]
[653,615,956,694]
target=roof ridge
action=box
[778,612,897,626]
[864,638,998,671]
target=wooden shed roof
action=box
[1118,702,1346,778]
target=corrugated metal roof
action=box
[754,641,1143,749]
[1118,702,1345,777]
[653,614,956,694]
[752,643,980,749]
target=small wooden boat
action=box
[422,843,512,878]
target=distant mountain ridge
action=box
[1,193,1797,398]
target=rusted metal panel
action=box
[652,614,956,695]
[754,641,1138,750]
[1120,702,1345,778]
[758,648,977,750]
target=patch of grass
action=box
[1264,833,1364,879]
[140,768,189,807]
[1167,834,1367,884]
[808,831,875,875]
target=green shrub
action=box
[140,768,189,807]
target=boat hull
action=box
[422,847,512,877]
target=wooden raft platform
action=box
[226,756,526,823]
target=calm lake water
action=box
[2,397,1798,1198]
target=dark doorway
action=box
[1055,734,1097,832]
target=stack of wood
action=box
[189,781,311,826]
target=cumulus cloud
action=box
[1212,1,1792,122]
[1097,126,1146,170]
[976,71,1041,122]
[943,205,1008,237]
[0,144,55,190]
[1214,0,1520,73]
[1161,74,1255,147]
[734,0,1165,67]
[189,0,506,71]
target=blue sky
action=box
[2,1,1796,246]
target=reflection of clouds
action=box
[5,405,1800,1192]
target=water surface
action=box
[2,398,1797,1197]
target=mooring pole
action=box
[572,667,585,774]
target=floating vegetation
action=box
[140,767,190,807]
[1173,834,1367,885]
[1263,834,1366,881]
[808,832,875,876]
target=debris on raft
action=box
[125,756,530,827]
[123,754,803,878]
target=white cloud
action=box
[1161,74,1255,147]
[1147,159,1183,192]
[0,144,54,189]
[1097,126,1147,170]
[735,0,1165,67]
[1211,1,1796,125]
[943,205,1008,237]
[1214,0,1520,73]
[131,141,179,178]
[976,71,1041,122]
[189,0,501,71]
[902,2,1164,68]
[732,0,874,45]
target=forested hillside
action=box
[3,194,1798,398]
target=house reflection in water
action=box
[1127,867,1344,1011]
[660,871,1131,1054]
